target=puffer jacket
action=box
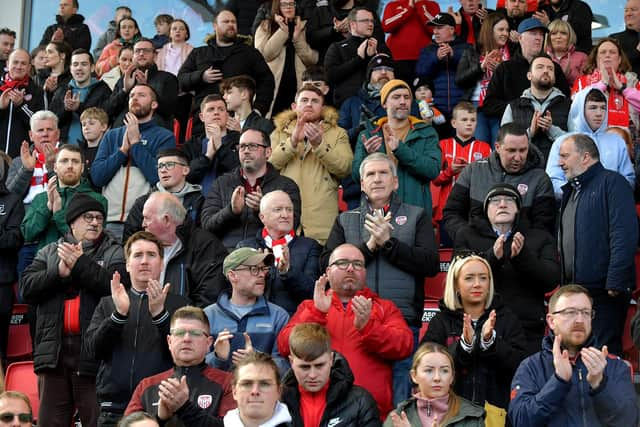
[422,295,527,409]
[20,232,125,375]
[353,116,441,216]
[270,107,352,243]
[281,353,381,427]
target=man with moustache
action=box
[105,38,178,130]
[20,192,125,426]
[501,53,570,160]
[21,143,107,248]
[509,285,638,427]
[91,84,175,242]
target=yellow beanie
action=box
[380,79,412,105]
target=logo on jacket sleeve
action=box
[197,395,212,409]
[327,418,342,426]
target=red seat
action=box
[418,299,441,342]
[622,299,639,374]
[424,249,453,300]
[6,304,32,362]
[5,361,39,421]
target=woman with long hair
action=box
[456,12,512,146]
[544,19,587,87]
[100,44,133,91]
[96,16,141,77]
[38,41,72,107]
[254,0,318,116]
[384,342,485,426]
[421,254,526,427]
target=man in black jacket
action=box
[200,128,301,250]
[85,231,188,427]
[39,0,91,51]
[177,10,274,122]
[20,192,126,427]
[611,0,640,76]
[282,323,380,426]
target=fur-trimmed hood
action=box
[272,106,340,132]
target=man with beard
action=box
[352,79,440,214]
[278,243,414,417]
[178,10,274,130]
[501,54,570,161]
[200,128,301,250]
[0,28,15,72]
[270,85,353,244]
[20,192,125,426]
[324,7,391,107]
[104,38,178,130]
[483,18,571,124]
[21,143,107,249]
[509,285,638,427]
[91,84,175,242]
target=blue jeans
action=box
[392,325,420,406]
[475,108,500,149]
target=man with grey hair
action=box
[557,133,638,356]
[236,190,321,314]
[141,191,228,307]
[322,151,438,405]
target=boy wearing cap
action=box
[454,183,559,356]
[415,12,470,137]
[203,247,290,374]
[352,78,440,216]
[20,192,126,426]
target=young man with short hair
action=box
[220,75,274,134]
[79,107,109,190]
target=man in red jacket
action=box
[277,243,413,417]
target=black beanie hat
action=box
[65,193,106,225]
[483,183,522,214]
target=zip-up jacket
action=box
[381,0,439,61]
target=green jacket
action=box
[21,179,107,248]
[353,116,441,217]
[384,396,485,427]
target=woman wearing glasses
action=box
[421,254,526,427]
[254,0,318,117]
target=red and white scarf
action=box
[24,149,48,204]
[262,228,295,265]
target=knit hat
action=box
[65,193,106,224]
[483,183,522,214]
[380,79,412,105]
[366,54,395,81]
[223,247,275,276]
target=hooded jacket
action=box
[508,334,639,427]
[270,107,352,243]
[422,295,527,410]
[353,116,441,216]
[443,148,555,242]
[281,353,381,427]
[381,0,439,61]
[224,401,292,427]
[39,14,91,51]
[501,87,570,160]
[546,87,635,199]
[178,37,275,117]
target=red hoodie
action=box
[382,0,440,61]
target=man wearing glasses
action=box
[201,127,301,250]
[278,243,413,418]
[124,306,235,424]
[20,192,126,426]
[204,247,290,374]
[0,391,33,427]
[509,284,639,427]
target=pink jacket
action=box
[546,45,587,87]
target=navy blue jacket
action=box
[559,162,638,293]
[509,334,639,427]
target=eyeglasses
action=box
[157,161,187,170]
[82,213,104,223]
[236,379,277,392]
[551,308,595,320]
[0,412,32,423]
[329,259,365,271]
[234,265,270,276]
[238,143,268,152]
[487,196,517,205]
[170,328,210,338]
[133,48,154,55]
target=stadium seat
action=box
[6,304,32,362]
[423,248,453,300]
[623,298,639,374]
[5,361,39,421]
[419,298,441,342]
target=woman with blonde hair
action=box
[421,254,526,427]
[384,342,484,426]
[544,19,587,86]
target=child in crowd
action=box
[432,101,491,247]
[79,107,109,191]
[152,14,173,49]
[413,77,445,126]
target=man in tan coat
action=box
[270,85,353,244]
